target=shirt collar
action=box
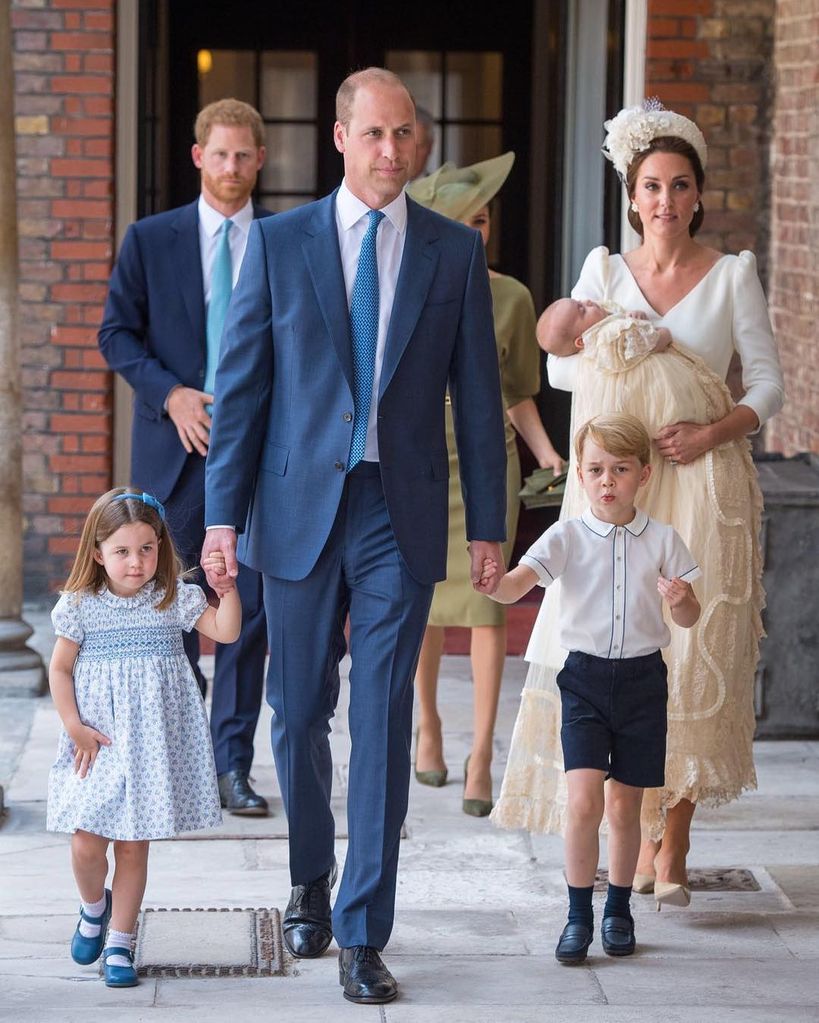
[337,179,407,236]
[198,194,254,238]
[581,506,649,537]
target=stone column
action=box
[0,0,46,697]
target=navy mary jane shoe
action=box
[70,889,112,966]
[103,945,139,988]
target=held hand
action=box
[469,541,505,595]
[479,556,500,589]
[68,724,111,779]
[201,528,239,595]
[655,421,712,465]
[202,551,236,593]
[651,327,673,353]
[657,575,690,609]
[167,386,214,456]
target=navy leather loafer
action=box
[555,921,593,964]
[601,915,636,956]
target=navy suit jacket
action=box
[205,191,507,586]
[98,199,273,502]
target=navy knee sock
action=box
[604,882,633,920]
[567,883,594,928]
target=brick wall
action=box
[765,0,819,455]
[646,0,776,276]
[13,0,115,599]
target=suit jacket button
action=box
[343,411,353,422]
[334,461,345,471]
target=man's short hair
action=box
[194,98,265,149]
[574,413,652,467]
[335,67,412,128]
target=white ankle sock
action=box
[106,930,134,968]
[78,893,108,938]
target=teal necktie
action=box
[205,218,234,395]
[347,209,384,470]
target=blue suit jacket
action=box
[98,199,273,502]
[205,192,507,586]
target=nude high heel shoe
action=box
[654,881,691,911]
[632,873,655,895]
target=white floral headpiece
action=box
[601,99,708,181]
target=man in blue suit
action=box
[98,99,271,816]
[202,69,507,1004]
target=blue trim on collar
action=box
[581,507,649,537]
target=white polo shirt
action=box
[520,508,701,659]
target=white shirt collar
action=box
[581,506,649,537]
[198,194,254,238]
[336,179,407,236]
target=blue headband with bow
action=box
[111,491,166,520]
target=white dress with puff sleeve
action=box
[491,246,784,838]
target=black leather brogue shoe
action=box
[217,770,269,817]
[338,946,398,1004]
[282,861,338,959]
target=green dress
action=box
[427,273,540,627]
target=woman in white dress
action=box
[491,103,785,909]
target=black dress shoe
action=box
[217,770,269,816]
[282,861,338,959]
[555,921,593,964]
[601,915,636,956]
[338,946,398,1004]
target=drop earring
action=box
[693,201,700,212]
[630,201,639,213]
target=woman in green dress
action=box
[407,154,564,814]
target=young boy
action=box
[485,413,700,963]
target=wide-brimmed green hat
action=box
[407,151,515,223]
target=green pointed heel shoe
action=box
[413,728,448,787]
[462,755,493,817]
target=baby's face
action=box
[561,298,607,340]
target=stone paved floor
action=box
[1,612,818,1021]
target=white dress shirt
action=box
[335,181,407,462]
[520,507,701,659]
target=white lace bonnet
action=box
[601,99,708,181]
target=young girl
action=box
[47,487,241,988]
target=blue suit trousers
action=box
[263,462,433,949]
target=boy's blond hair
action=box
[574,412,651,467]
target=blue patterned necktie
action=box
[204,218,234,395]
[347,209,384,470]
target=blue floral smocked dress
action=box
[46,579,222,840]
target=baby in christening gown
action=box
[491,298,764,838]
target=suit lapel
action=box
[378,200,439,399]
[301,193,355,393]
[171,200,205,347]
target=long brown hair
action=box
[62,488,181,610]
[626,136,705,238]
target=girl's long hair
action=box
[62,487,182,610]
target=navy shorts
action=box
[556,649,668,788]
